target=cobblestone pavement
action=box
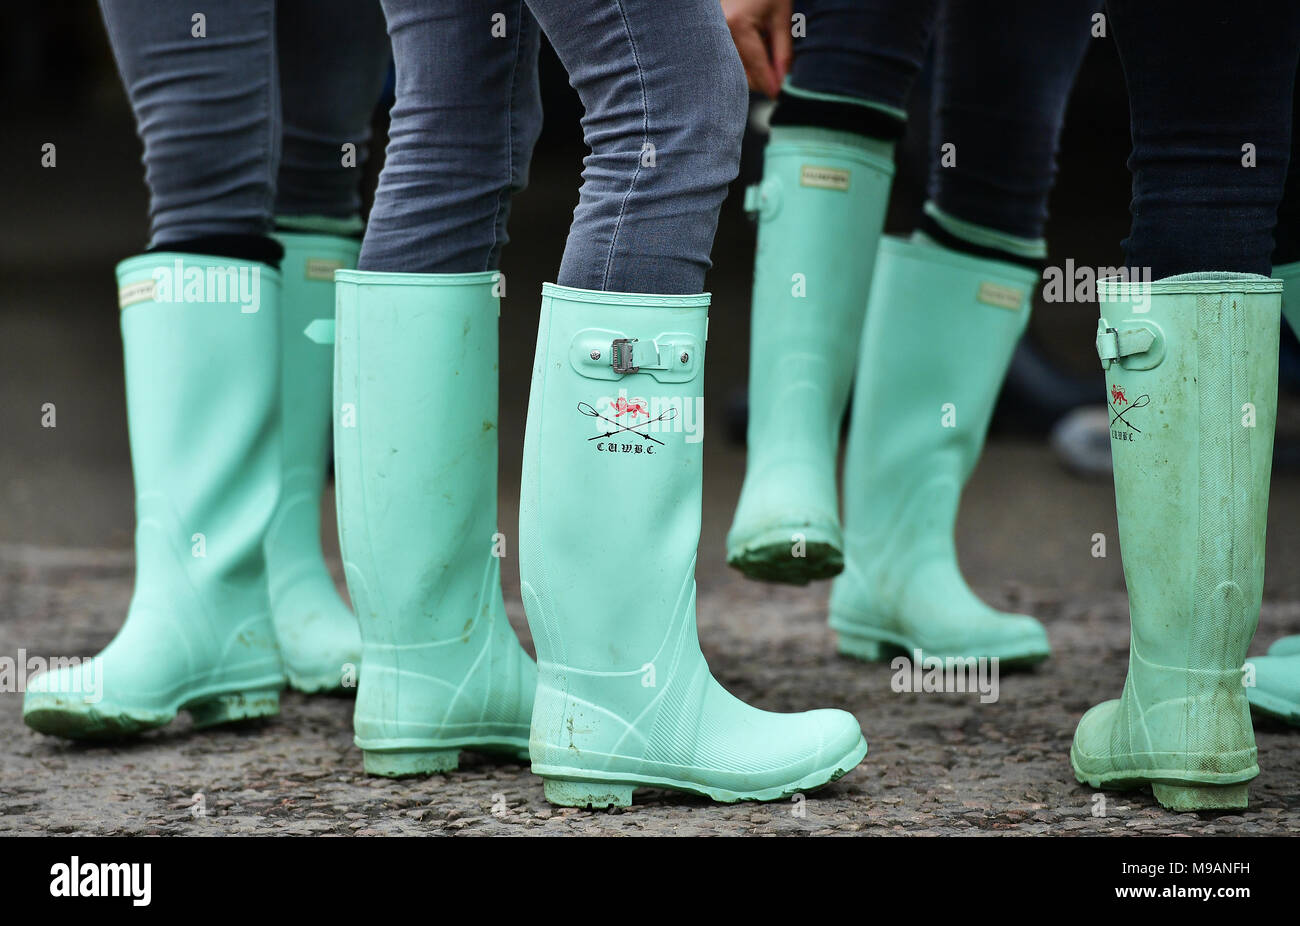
[3,537,1299,837]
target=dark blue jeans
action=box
[1107,0,1300,278]
[781,0,1100,242]
[98,0,391,252]
[1276,65,1300,267]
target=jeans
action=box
[98,0,391,250]
[357,0,748,295]
[1107,0,1300,278]
[1276,63,1300,267]
[782,0,1100,242]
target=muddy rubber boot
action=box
[265,229,362,693]
[1071,273,1281,811]
[23,253,286,738]
[725,124,894,585]
[333,270,535,777]
[830,236,1050,665]
[520,284,868,808]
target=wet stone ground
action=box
[3,543,1299,837]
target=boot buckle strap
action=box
[570,329,702,383]
[1096,322,1160,369]
[743,178,781,221]
[611,338,639,374]
[304,318,335,345]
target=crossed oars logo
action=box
[1109,388,1150,433]
[578,402,678,445]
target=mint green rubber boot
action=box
[1071,273,1281,811]
[23,253,286,738]
[521,284,868,808]
[1267,636,1300,656]
[1244,654,1300,726]
[725,124,895,584]
[829,236,1050,665]
[265,229,362,693]
[333,270,535,777]
[1245,260,1300,723]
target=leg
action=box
[529,0,748,293]
[1071,0,1300,809]
[926,0,1100,247]
[831,0,1100,665]
[358,1,542,273]
[726,0,939,583]
[1248,59,1300,722]
[263,0,391,693]
[24,1,286,737]
[97,0,282,263]
[1111,0,1300,278]
[518,0,866,807]
[274,0,391,228]
[339,0,542,774]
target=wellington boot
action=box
[1071,273,1280,810]
[830,236,1050,665]
[520,284,868,808]
[1266,637,1300,657]
[1245,654,1300,726]
[24,253,286,738]
[265,231,362,692]
[726,126,894,584]
[333,270,535,777]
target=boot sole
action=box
[1070,747,1257,811]
[359,738,532,778]
[1246,688,1300,727]
[535,734,868,809]
[23,681,283,740]
[726,526,843,585]
[833,623,1051,668]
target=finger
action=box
[768,0,794,91]
[732,26,777,97]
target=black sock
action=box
[148,234,284,268]
[769,89,903,143]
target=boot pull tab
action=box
[1096,319,1164,371]
[304,318,335,345]
[569,329,702,383]
[743,177,782,222]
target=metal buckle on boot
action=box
[1095,320,1163,371]
[570,329,701,382]
[611,338,639,374]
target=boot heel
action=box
[1152,782,1249,812]
[835,630,889,662]
[363,749,459,778]
[542,778,634,809]
[187,689,280,729]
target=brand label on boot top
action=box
[304,257,345,281]
[117,280,157,309]
[976,281,1024,311]
[800,165,851,192]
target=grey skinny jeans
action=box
[358,0,748,294]
[98,0,391,246]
